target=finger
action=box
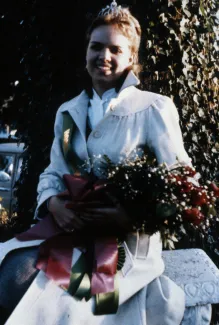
[63,226,75,233]
[60,211,85,230]
[75,201,106,209]
[65,202,77,209]
[52,214,69,231]
[80,216,93,221]
[80,214,104,221]
[52,207,85,230]
[71,215,85,229]
[55,218,76,232]
[83,207,116,215]
[80,212,103,220]
[80,217,112,226]
[105,192,120,206]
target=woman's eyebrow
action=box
[90,41,122,48]
[90,41,102,45]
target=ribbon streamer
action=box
[16,174,122,314]
[91,238,118,295]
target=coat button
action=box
[93,130,102,138]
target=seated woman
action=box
[0,2,191,324]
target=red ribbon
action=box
[36,233,85,289]
[16,214,61,241]
[16,174,119,294]
[91,237,118,295]
[36,234,74,288]
[16,215,74,289]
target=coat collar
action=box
[60,70,140,139]
[118,70,140,93]
[61,70,140,114]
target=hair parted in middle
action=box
[86,6,142,76]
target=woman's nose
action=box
[99,48,111,61]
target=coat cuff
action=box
[34,188,61,220]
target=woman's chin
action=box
[95,69,113,78]
[93,73,120,87]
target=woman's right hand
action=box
[48,196,85,232]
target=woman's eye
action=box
[90,44,102,51]
[110,46,122,54]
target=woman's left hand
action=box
[73,193,132,231]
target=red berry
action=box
[180,179,193,193]
[209,183,219,198]
[184,166,197,177]
[191,189,207,206]
[168,174,180,181]
[183,208,204,226]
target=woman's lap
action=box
[1,271,185,325]
[0,242,184,325]
[0,246,39,312]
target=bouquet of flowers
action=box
[98,153,219,248]
[16,152,219,314]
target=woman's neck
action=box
[92,81,115,98]
[84,69,130,99]
[92,70,129,98]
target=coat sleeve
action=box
[34,107,70,219]
[147,96,192,167]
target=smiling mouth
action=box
[96,65,112,71]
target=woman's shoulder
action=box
[116,87,173,116]
[134,88,173,110]
[134,89,179,120]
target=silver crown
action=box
[98,1,122,17]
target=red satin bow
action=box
[16,174,119,294]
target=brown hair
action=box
[86,7,142,76]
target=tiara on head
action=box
[98,1,122,17]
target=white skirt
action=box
[0,234,185,325]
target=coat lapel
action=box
[65,90,90,141]
[60,71,140,174]
[61,91,90,174]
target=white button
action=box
[93,131,102,138]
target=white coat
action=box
[36,71,191,217]
[1,71,191,325]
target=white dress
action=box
[0,71,191,325]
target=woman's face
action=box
[86,24,133,93]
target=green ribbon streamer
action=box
[74,273,91,301]
[62,111,84,175]
[62,112,75,175]
[95,274,119,315]
[68,253,90,300]
[68,253,119,315]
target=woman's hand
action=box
[75,193,132,232]
[48,196,85,232]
